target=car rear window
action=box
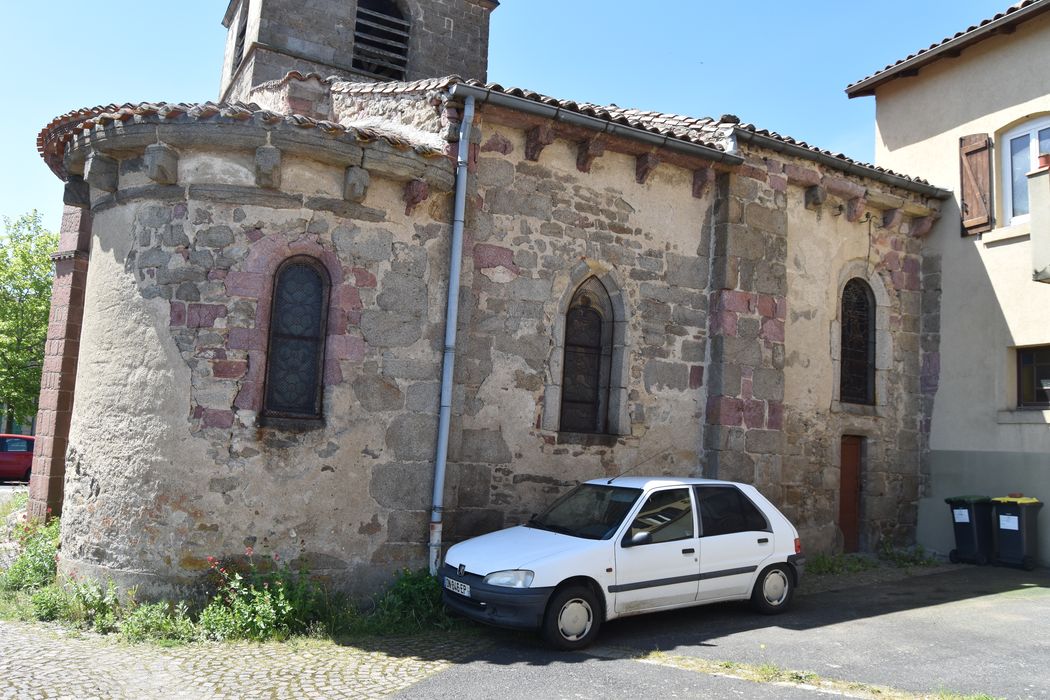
[3,438,31,452]
[695,485,769,537]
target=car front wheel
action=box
[542,585,601,650]
[750,563,794,614]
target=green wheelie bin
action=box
[945,495,994,565]
[991,495,1042,570]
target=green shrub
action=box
[65,578,122,633]
[30,584,73,621]
[878,541,937,568]
[1,516,60,591]
[120,601,196,644]
[359,568,455,634]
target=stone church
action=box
[30,0,947,597]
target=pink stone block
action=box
[775,297,787,321]
[208,269,228,281]
[711,310,738,336]
[706,396,743,427]
[760,318,785,342]
[169,301,186,327]
[351,268,377,288]
[187,304,228,329]
[756,294,776,319]
[225,272,267,298]
[336,286,363,311]
[228,327,264,351]
[742,400,766,429]
[689,365,704,390]
[234,382,261,410]
[246,228,264,243]
[323,358,343,385]
[767,401,784,430]
[201,409,235,429]
[328,334,366,362]
[720,290,753,313]
[783,163,821,187]
[473,243,519,272]
[882,251,901,271]
[212,360,248,379]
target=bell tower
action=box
[219,0,499,103]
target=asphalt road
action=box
[401,566,1050,700]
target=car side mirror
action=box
[623,531,652,548]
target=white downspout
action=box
[429,95,475,576]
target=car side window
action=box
[5,439,30,452]
[625,488,695,544]
[696,486,769,537]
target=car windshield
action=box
[527,484,642,540]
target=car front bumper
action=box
[441,564,555,631]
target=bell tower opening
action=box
[219,0,499,103]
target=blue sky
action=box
[0,0,1010,234]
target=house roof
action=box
[36,100,448,180]
[38,74,948,197]
[846,0,1050,98]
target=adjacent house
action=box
[848,0,1050,563]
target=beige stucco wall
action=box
[871,11,1050,563]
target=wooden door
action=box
[839,436,863,553]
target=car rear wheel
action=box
[750,563,794,614]
[542,585,601,650]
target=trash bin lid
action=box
[992,496,1041,504]
[944,495,990,504]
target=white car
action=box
[441,476,804,649]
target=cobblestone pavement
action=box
[0,622,482,699]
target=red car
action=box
[0,434,34,482]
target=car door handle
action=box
[757,538,769,544]
[682,548,695,554]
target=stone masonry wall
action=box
[441,119,717,539]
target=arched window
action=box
[352,0,410,81]
[263,258,330,419]
[840,278,875,405]
[560,278,614,434]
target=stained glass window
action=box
[264,259,329,418]
[560,280,612,434]
[840,278,875,405]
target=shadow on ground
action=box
[329,564,1050,667]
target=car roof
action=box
[0,434,34,439]
[583,475,743,489]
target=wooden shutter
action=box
[959,134,993,235]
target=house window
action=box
[263,258,330,420]
[840,278,875,405]
[1017,346,1050,408]
[352,0,410,81]
[560,278,613,434]
[1002,116,1050,225]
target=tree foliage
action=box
[0,212,58,424]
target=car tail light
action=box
[794,538,802,554]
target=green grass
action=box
[0,491,29,521]
[807,552,879,575]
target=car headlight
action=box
[483,569,535,588]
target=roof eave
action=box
[448,82,743,166]
[845,0,1050,98]
[734,128,952,199]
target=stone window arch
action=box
[352,0,410,81]
[840,278,876,405]
[831,263,891,411]
[543,263,630,437]
[263,256,331,420]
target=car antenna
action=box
[607,446,673,484]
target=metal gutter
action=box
[449,83,743,166]
[733,129,953,200]
[845,0,1050,98]
[429,94,475,576]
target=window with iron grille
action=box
[1018,346,1050,408]
[352,0,410,81]
[560,279,613,434]
[263,258,330,419]
[840,278,875,405]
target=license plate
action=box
[444,576,470,598]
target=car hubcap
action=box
[762,570,789,606]
[558,598,592,641]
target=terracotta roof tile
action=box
[37,100,446,179]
